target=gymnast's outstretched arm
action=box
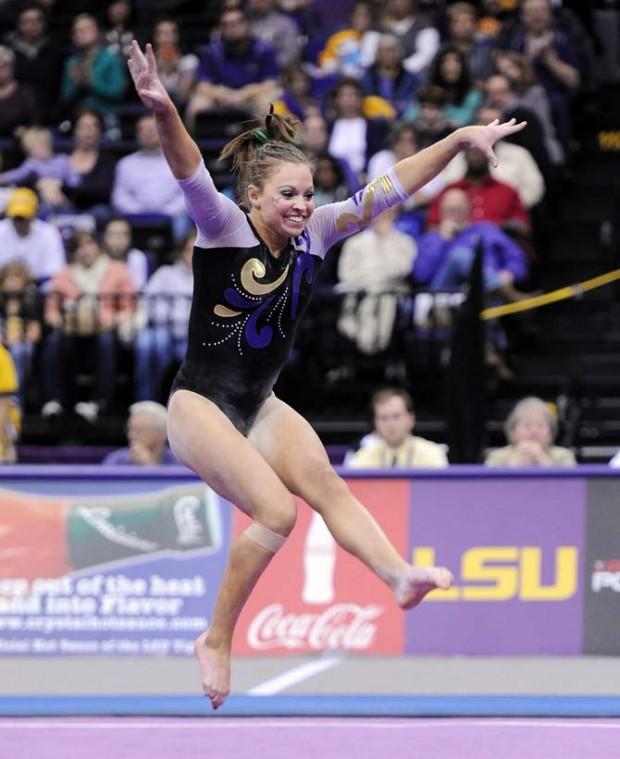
[127,40,250,246]
[127,40,201,180]
[392,118,527,196]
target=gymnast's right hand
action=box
[127,40,172,113]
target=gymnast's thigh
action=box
[247,394,345,510]
[167,389,294,521]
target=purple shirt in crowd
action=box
[198,38,279,89]
[102,446,178,466]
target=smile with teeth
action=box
[286,215,305,223]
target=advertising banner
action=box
[1,470,617,657]
[582,478,620,655]
[232,479,409,655]
[0,478,231,656]
[405,478,586,655]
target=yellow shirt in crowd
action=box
[348,434,449,469]
[0,344,20,463]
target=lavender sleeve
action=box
[176,162,257,249]
[306,167,409,259]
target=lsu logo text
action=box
[413,546,578,601]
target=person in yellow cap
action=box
[0,187,66,285]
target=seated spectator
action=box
[338,207,417,355]
[5,3,63,124]
[443,105,544,209]
[301,113,358,190]
[102,0,135,59]
[185,6,280,129]
[0,343,20,463]
[414,188,529,300]
[0,188,66,287]
[313,154,356,207]
[378,0,440,76]
[444,2,494,83]
[327,77,388,180]
[63,108,117,216]
[403,84,451,150]
[427,147,530,235]
[134,232,194,402]
[0,45,39,137]
[317,1,379,79]
[361,33,420,119]
[60,14,127,127]
[111,114,189,242]
[102,401,177,466]
[0,127,77,188]
[152,18,199,110]
[347,387,448,468]
[426,45,482,128]
[496,0,580,149]
[101,217,149,291]
[273,64,321,121]
[0,260,41,408]
[42,230,136,420]
[492,51,564,166]
[247,0,301,68]
[485,396,576,467]
[484,73,552,176]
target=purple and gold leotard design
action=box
[170,162,409,434]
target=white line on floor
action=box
[247,655,344,696]
[0,720,619,731]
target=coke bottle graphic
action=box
[0,484,221,581]
[301,512,337,605]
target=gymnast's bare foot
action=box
[394,565,454,610]
[194,629,231,709]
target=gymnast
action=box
[127,40,526,709]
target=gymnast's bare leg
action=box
[248,394,454,609]
[167,389,298,709]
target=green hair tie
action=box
[252,128,269,144]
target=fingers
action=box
[129,39,148,69]
[145,42,157,73]
[507,119,527,133]
[486,148,498,168]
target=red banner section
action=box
[0,489,70,581]
[232,479,409,655]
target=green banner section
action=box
[68,484,221,570]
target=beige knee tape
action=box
[245,522,287,553]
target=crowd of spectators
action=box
[0,0,605,462]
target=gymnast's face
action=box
[249,161,315,240]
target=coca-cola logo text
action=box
[247,603,384,651]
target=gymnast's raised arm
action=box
[128,41,201,180]
[127,41,250,245]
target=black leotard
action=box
[170,162,408,435]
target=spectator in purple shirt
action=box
[496,0,580,148]
[102,401,178,466]
[185,6,280,129]
[413,187,529,300]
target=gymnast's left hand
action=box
[457,118,527,168]
[127,40,173,114]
